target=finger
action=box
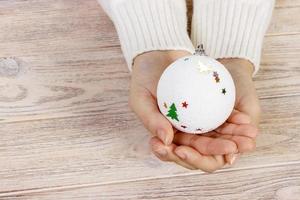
[216,122,258,138]
[150,137,196,170]
[227,110,251,124]
[215,133,256,153]
[174,146,225,173]
[237,99,261,127]
[130,87,173,145]
[173,132,237,155]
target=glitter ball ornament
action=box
[157,45,236,134]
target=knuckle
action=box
[188,166,199,170]
[155,154,168,162]
[193,162,220,173]
[143,116,154,133]
[189,135,199,146]
[203,167,218,173]
[149,137,158,147]
[152,150,168,161]
[243,140,256,152]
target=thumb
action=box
[129,88,174,145]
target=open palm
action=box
[130,51,259,172]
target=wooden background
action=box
[0,0,299,199]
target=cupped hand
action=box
[129,51,260,172]
[216,58,261,164]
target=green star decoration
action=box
[222,88,227,95]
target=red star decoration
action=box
[182,101,188,108]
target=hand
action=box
[216,58,261,163]
[173,58,260,168]
[129,51,259,172]
[218,58,261,126]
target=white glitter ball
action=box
[157,55,236,134]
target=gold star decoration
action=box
[163,102,168,108]
[213,71,220,83]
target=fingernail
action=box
[157,129,170,145]
[175,150,187,160]
[155,148,167,157]
[228,153,239,165]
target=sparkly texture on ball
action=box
[157,55,236,134]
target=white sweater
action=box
[98,0,275,74]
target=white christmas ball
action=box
[157,55,236,134]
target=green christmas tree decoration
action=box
[166,103,179,122]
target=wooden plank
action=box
[0,94,299,193]
[2,163,300,200]
[0,1,299,198]
[267,6,300,34]
[0,0,299,123]
[0,0,117,57]
[256,34,300,98]
[0,33,299,123]
[0,48,129,122]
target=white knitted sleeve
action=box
[97,0,195,70]
[191,0,275,75]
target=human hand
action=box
[172,58,260,169]
[216,58,261,164]
[130,51,259,172]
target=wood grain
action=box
[0,0,299,199]
[0,95,299,193]
[0,37,299,123]
[256,34,300,98]
[2,163,300,200]
[0,36,299,123]
[267,5,300,35]
[0,1,300,123]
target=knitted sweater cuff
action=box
[105,0,195,70]
[191,0,275,75]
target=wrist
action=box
[133,50,192,71]
[217,58,254,79]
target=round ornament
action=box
[157,45,236,134]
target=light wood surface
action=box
[4,163,300,200]
[0,0,299,199]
